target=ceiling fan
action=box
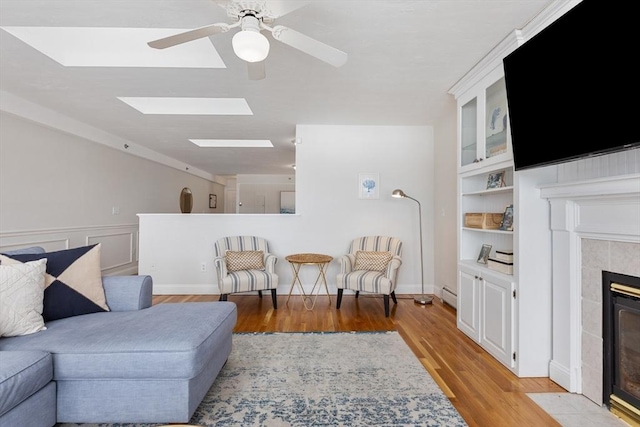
[147,0,348,80]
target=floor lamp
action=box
[392,189,433,305]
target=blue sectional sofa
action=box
[0,247,237,425]
[0,350,56,427]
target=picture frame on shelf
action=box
[486,170,506,189]
[477,244,492,264]
[499,204,514,231]
[209,194,217,209]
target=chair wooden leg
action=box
[258,290,263,298]
[355,291,360,299]
[391,291,398,305]
[271,289,277,309]
[337,288,343,309]
[383,295,390,317]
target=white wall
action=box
[556,148,640,182]
[139,124,435,295]
[0,111,222,274]
[433,98,459,296]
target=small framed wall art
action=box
[358,172,379,199]
[209,194,217,209]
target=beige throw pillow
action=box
[354,251,393,272]
[226,250,265,272]
[0,258,47,337]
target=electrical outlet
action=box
[111,206,120,215]
[201,263,206,271]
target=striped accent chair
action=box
[336,236,403,317]
[213,236,279,308]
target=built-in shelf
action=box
[462,186,514,197]
[462,227,513,235]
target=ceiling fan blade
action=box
[211,0,232,10]
[247,61,266,80]
[270,25,347,67]
[148,23,229,49]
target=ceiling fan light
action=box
[232,30,270,63]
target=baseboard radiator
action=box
[441,286,457,309]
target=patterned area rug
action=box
[59,331,467,427]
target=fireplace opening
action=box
[603,270,640,426]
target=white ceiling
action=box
[0,0,552,177]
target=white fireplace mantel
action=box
[539,174,640,394]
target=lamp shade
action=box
[232,30,270,63]
[391,189,407,198]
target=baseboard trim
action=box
[549,360,571,391]
[441,287,457,309]
[104,265,138,277]
[152,284,435,296]
[153,284,217,295]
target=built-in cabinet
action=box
[457,66,512,173]
[458,263,514,368]
[457,162,517,370]
[450,30,554,377]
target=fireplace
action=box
[603,270,640,425]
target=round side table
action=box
[285,253,333,310]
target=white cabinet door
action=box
[456,67,512,173]
[457,265,480,341]
[480,271,514,368]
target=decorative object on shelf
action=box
[486,170,506,189]
[209,193,217,209]
[180,187,193,213]
[464,212,504,229]
[495,250,513,263]
[477,244,492,264]
[499,204,514,231]
[486,95,507,137]
[359,173,379,199]
[487,257,513,275]
[392,189,432,305]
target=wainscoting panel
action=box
[0,224,139,276]
[87,231,134,272]
[0,238,69,253]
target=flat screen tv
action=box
[503,0,640,171]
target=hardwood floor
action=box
[152,293,565,426]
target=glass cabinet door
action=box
[485,77,508,160]
[461,97,478,168]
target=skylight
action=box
[190,140,273,148]
[118,98,253,115]
[1,27,225,68]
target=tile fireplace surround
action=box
[540,174,640,407]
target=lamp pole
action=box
[392,189,433,305]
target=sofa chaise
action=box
[0,246,237,425]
